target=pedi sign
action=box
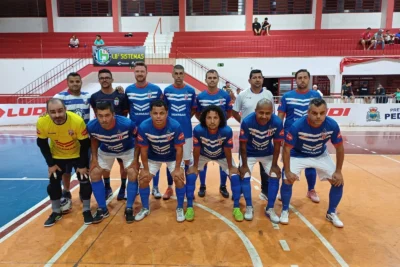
[0,104,46,125]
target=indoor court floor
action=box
[0,126,399,267]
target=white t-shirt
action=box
[233,87,274,121]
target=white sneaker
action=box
[244,206,254,221]
[259,192,268,201]
[176,208,185,222]
[60,198,72,214]
[265,208,280,224]
[326,212,344,228]
[135,208,150,221]
[280,210,289,224]
[152,187,162,199]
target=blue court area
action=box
[0,135,49,228]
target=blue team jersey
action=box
[87,115,136,154]
[196,89,232,118]
[164,84,197,138]
[285,116,343,158]
[90,90,129,116]
[278,89,321,130]
[137,117,185,162]
[54,91,91,123]
[193,125,233,160]
[239,113,284,157]
[125,82,163,127]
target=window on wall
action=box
[121,0,178,16]
[253,0,312,15]
[395,0,400,12]
[58,0,112,17]
[0,0,46,17]
[187,0,245,15]
[323,0,381,13]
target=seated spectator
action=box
[341,81,355,103]
[373,29,385,50]
[395,30,400,43]
[393,88,400,103]
[360,27,374,50]
[312,84,323,97]
[69,35,79,48]
[357,82,371,103]
[384,30,394,45]
[94,35,105,47]
[252,18,261,36]
[261,17,271,36]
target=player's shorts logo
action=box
[240,129,245,136]
[286,133,293,141]
[279,129,284,136]
[137,134,144,142]
[227,138,233,145]
[193,137,199,144]
[366,107,380,122]
[178,133,185,140]
[114,97,120,106]
[93,47,112,66]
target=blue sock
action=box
[280,182,293,211]
[186,173,197,207]
[103,177,111,190]
[230,174,241,208]
[241,177,252,207]
[199,165,207,186]
[219,167,227,187]
[176,186,186,209]
[153,171,160,188]
[92,180,106,209]
[305,168,317,191]
[328,184,343,214]
[139,187,150,209]
[167,168,173,186]
[267,178,279,209]
[126,180,138,208]
[184,164,189,175]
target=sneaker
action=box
[265,208,280,224]
[83,210,93,225]
[44,212,62,227]
[117,188,127,201]
[280,210,289,225]
[62,190,72,199]
[326,212,344,228]
[233,207,244,222]
[125,208,135,224]
[105,188,113,201]
[198,185,206,197]
[307,189,320,203]
[259,192,268,201]
[219,185,229,198]
[60,198,72,214]
[185,207,195,221]
[244,206,254,221]
[135,208,150,221]
[176,208,185,222]
[152,187,162,199]
[163,187,173,200]
[92,208,110,224]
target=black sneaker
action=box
[105,188,113,201]
[92,208,110,224]
[62,190,72,199]
[198,185,206,197]
[44,212,62,227]
[83,210,93,225]
[219,185,230,198]
[125,208,135,224]
[117,187,126,201]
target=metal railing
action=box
[270,95,399,104]
[17,96,53,104]
[153,17,162,54]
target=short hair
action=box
[96,101,114,113]
[96,34,101,38]
[265,17,268,20]
[199,105,227,128]
[46,98,66,110]
[256,99,273,110]
[150,99,168,111]
[98,69,112,78]
[135,62,147,71]
[205,69,219,79]
[309,98,327,109]
[346,81,352,85]
[173,64,184,71]
[295,69,310,79]
[367,27,371,30]
[249,69,263,79]
[67,72,81,80]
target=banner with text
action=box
[92,46,145,67]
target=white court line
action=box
[279,240,290,251]
[381,155,400,164]
[254,185,260,190]
[371,151,377,154]
[271,222,280,230]
[251,177,349,267]
[291,265,299,267]
[45,187,120,267]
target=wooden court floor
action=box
[0,154,400,267]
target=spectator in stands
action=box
[94,35,105,47]
[312,84,323,97]
[394,30,400,43]
[357,82,371,103]
[373,29,385,50]
[261,17,271,36]
[69,35,79,48]
[341,81,354,103]
[252,18,262,36]
[360,27,374,50]
[222,81,236,102]
[393,88,400,103]
[236,88,241,96]
[375,84,387,103]
[384,30,394,45]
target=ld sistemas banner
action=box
[92,46,145,67]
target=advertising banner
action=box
[92,46,145,67]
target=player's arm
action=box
[277,96,286,121]
[232,93,242,122]
[271,124,285,178]
[140,146,149,171]
[223,129,237,177]
[238,122,249,178]
[188,132,201,175]
[122,96,129,117]
[331,126,345,186]
[90,137,100,169]
[174,145,184,172]
[36,138,54,167]
[282,129,299,184]
[225,93,233,119]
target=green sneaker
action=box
[185,207,195,221]
[233,208,244,222]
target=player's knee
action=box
[47,178,62,200]
[139,175,151,188]
[90,168,102,182]
[126,168,137,182]
[230,174,240,186]
[184,160,190,166]
[79,180,92,200]
[174,177,184,189]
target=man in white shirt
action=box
[312,84,323,97]
[232,69,274,199]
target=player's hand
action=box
[48,165,62,179]
[269,164,281,179]
[76,167,89,179]
[90,159,101,172]
[331,171,344,187]
[187,166,198,176]
[115,86,124,94]
[238,165,250,179]
[127,164,139,180]
[131,160,140,172]
[172,168,185,183]
[284,171,298,185]
[229,166,239,178]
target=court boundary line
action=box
[381,155,400,164]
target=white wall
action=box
[253,15,315,30]
[1,59,67,94]
[393,13,400,28]
[122,17,179,33]
[186,15,245,31]
[0,18,48,33]
[54,17,113,32]
[322,13,381,29]
[342,58,400,75]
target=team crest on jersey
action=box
[184,93,189,100]
[68,129,75,136]
[84,99,88,105]
[166,130,173,141]
[219,97,224,105]
[286,133,293,141]
[117,130,123,140]
[114,97,120,106]
[321,128,327,140]
[218,135,223,145]
[148,90,153,98]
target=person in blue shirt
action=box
[88,101,139,224]
[278,69,322,203]
[136,100,186,222]
[124,62,164,199]
[163,64,197,200]
[281,98,345,228]
[94,35,105,47]
[186,105,242,222]
[239,99,284,223]
[195,69,233,199]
